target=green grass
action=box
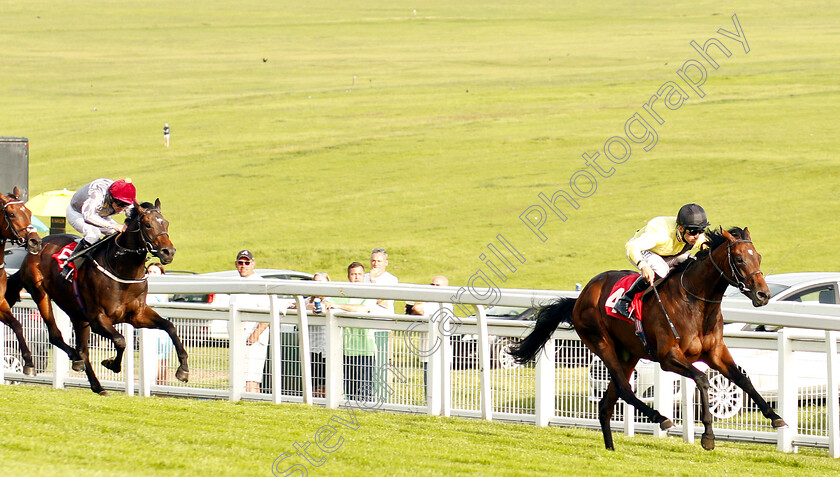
[0,384,837,477]
[2,0,837,288]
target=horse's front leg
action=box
[705,345,787,429]
[0,302,36,375]
[90,314,126,374]
[74,321,106,395]
[135,307,189,383]
[659,349,716,450]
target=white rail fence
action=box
[1,277,838,457]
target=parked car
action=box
[588,272,840,419]
[167,269,313,342]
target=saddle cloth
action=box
[52,241,80,277]
[605,273,645,324]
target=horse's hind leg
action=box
[30,288,85,371]
[599,350,674,429]
[0,302,36,375]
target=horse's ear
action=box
[743,227,751,240]
[720,226,736,242]
[155,198,161,210]
[12,186,21,199]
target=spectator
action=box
[145,263,172,385]
[309,272,330,397]
[163,123,170,147]
[328,262,380,401]
[365,248,398,313]
[230,249,272,393]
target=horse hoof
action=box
[72,360,86,372]
[98,390,110,397]
[23,365,36,376]
[101,359,121,373]
[660,419,675,431]
[701,435,715,451]
[175,369,189,383]
[772,418,789,429]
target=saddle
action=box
[605,273,645,323]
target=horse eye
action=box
[735,257,745,264]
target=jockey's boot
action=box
[59,239,93,281]
[612,275,649,318]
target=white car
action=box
[589,272,840,419]
[167,269,312,342]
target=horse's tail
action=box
[509,297,577,363]
[5,270,24,307]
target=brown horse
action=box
[0,187,42,375]
[6,199,189,394]
[510,227,787,451]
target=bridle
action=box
[681,239,763,303]
[1,199,36,248]
[114,207,170,257]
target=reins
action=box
[96,207,168,283]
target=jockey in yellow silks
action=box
[612,203,710,318]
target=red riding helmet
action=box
[109,179,136,204]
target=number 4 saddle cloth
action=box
[604,273,645,324]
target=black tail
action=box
[5,270,24,307]
[509,298,577,363]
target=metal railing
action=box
[1,277,838,457]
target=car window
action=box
[782,284,837,304]
[725,283,790,299]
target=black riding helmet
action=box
[677,203,710,230]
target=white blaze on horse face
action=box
[748,249,754,256]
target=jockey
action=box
[612,203,711,318]
[59,178,136,280]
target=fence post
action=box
[138,328,154,397]
[229,303,243,402]
[681,376,696,443]
[426,304,442,416]
[124,325,135,396]
[475,305,493,421]
[535,332,555,427]
[826,330,839,459]
[777,328,796,453]
[270,296,284,404]
[53,308,71,390]
[441,327,452,418]
[623,373,635,437]
[324,308,342,409]
[294,295,313,405]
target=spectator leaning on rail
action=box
[60,178,137,280]
[612,203,711,319]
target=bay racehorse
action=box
[6,199,189,394]
[0,187,42,375]
[510,227,787,450]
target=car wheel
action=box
[3,355,23,384]
[705,369,744,419]
[494,339,521,370]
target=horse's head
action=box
[0,187,42,254]
[131,198,176,265]
[714,227,770,307]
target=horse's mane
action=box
[125,202,156,221]
[671,226,748,273]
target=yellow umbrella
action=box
[25,189,75,217]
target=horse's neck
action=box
[686,247,731,301]
[102,229,146,274]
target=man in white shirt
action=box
[364,248,398,313]
[230,249,272,393]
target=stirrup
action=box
[613,297,632,318]
[59,265,75,281]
